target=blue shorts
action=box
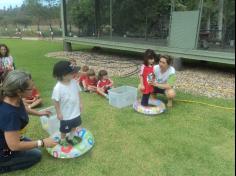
[60,116,82,133]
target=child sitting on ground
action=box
[84,69,98,92]
[23,85,43,109]
[52,60,82,147]
[69,58,77,67]
[69,58,80,80]
[78,65,89,90]
[97,70,114,99]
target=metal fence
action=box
[0,0,234,54]
[64,0,235,53]
[0,25,62,38]
[65,0,171,46]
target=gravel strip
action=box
[46,51,235,99]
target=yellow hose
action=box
[175,99,235,111]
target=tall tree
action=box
[69,0,95,36]
[95,0,101,36]
[23,0,47,31]
[42,0,60,29]
[217,0,224,40]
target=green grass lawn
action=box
[0,39,235,176]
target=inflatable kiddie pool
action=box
[133,98,166,115]
[40,107,95,159]
[47,128,94,159]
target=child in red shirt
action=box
[23,86,42,109]
[97,70,114,99]
[84,69,98,92]
[78,65,89,90]
[139,49,156,106]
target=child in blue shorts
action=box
[52,61,82,146]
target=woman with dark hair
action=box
[0,44,15,83]
[0,70,57,173]
[151,55,176,108]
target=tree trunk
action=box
[37,24,40,31]
[217,0,224,41]
[95,0,101,37]
[37,19,40,31]
[77,26,80,36]
[49,23,52,31]
[145,16,148,41]
[69,23,71,32]
[206,13,211,31]
[69,23,72,36]
[110,0,113,39]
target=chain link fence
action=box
[0,25,62,39]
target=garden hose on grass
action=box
[175,99,235,111]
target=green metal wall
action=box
[169,11,200,49]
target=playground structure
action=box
[60,0,235,65]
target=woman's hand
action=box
[43,138,58,148]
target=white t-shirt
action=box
[153,65,176,84]
[52,80,81,120]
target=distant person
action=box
[69,58,77,68]
[69,58,80,79]
[150,55,176,108]
[0,44,15,83]
[38,31,44,39]
[50,31,54,40]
